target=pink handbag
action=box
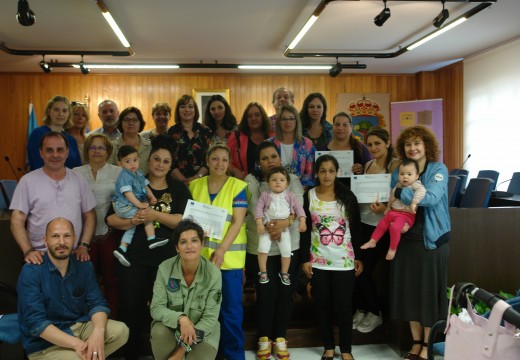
[444,287,520,360]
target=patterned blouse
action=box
[268,136,316,187]
[167,122,213,178]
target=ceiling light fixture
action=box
[284,0,332,55]
[407,17,466,51]
[39,56,51,73]
[329,58,342,77]
[73,64,180,69]
[79,56,90,74]
[433,0,449,28]
[16,0,35,26]
[374,0,391,27]
[238,65,331,70]
[96,0,131,48]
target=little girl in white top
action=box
[255,166,306,285]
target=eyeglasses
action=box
[280,117,296,122]
[88,146,107,151]
[122,118,139,123]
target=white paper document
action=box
[315,150,354,178]
[351,174,392,203]
[183,200,228,240]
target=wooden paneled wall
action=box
[0,64,462,179]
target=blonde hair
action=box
[70,103,90,136]
[42,95,73,129]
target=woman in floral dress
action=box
[301,154,363,360]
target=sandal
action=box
[258,271,269,284]
[341,353,354,360]
[278,272,291,286]
[404,340,422,360]
[321,350,334,360]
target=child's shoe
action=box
[113,248,131,267]
[256,336,272,360]
[278,272,291,286]
[148,237,169,249]
[258,272,269,284]
[273,337,290,359]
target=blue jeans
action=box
[0,313,21,344]
[114,202,138,245]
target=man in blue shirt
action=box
[17,218,129,359]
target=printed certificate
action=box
[183,200,228,240]
[351,174,391,203]
[315,150,354,178]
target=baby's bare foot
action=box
[401,223,410,233]
[361,239,377,249]
[386,248,396,260]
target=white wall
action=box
[464,38,520,189]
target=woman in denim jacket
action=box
[389,126,450,360]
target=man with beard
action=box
[89,100,121,140]
[17,218,129,359]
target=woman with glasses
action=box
[268,104,316,188]
[73,133,122,317]
[109,107,152,175]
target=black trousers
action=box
[246,249,299,339]
[116,262,158,360]
[312,268,356,354]
[354,222,389,314]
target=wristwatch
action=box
[79,241,91,250]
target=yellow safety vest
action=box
[189,176,247,270]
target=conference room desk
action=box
[489,194,520,207]
[448,207,520,294]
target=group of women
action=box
[26,93,450,360]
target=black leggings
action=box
[311,268,356,354]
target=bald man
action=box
[17,218,129,360]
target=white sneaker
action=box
[352,310,365,329]
[356,312,383,333]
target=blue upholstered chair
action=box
[506,172,520,195]
[477,170,499,190]
[448,175,462,207]
[0,180,16,207]
[459,178,494,208]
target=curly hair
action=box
[203,95,237,131]
[395,125,440,162]
[365,127,396,173]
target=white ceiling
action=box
[0,0,518,75]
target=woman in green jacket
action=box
[150,220,222,360]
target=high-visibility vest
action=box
[189,176,247,270]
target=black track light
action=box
[329,59,342,77]
[16,0,36,26]
[79,56,90,74]
[39,56,51,73]
[374,0,391,27]
[433,1,449,28]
